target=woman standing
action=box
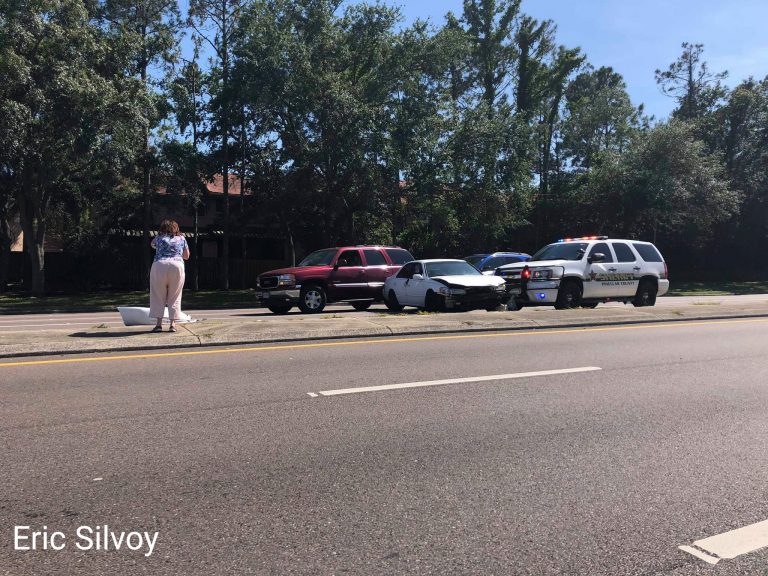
[150,220,190,332]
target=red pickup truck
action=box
[256,245,415,314]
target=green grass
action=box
[667,281,768,296]
[0,289,257,314]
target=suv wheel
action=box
[633,279,657,307]
[385,290,403,312]
[268,305,292,314]
[352,301,372,311]
[555,281,582,310]
[299,284,327,313]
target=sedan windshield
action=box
[531,242,588,262]
[298,249,337,267]
[425,261,482,277]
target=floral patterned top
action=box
[152,234,188,262]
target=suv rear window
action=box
[363,249,387,266]
[611,242,636,262]
[385,248,415,265]
[632,243,663,262]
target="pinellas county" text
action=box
[14,525,159,557]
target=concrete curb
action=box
[2,309,767,360]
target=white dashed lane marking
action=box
[311,366,602,397]
[680,519,768,565]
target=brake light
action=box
[663,262,668,280]
[522,266,531,280]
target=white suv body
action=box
[496,236,670,309]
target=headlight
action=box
[531,267,563,280]
[494,284,506,291]
[277,274,296,287]
[437,287,466,296]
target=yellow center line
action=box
[0,317,766,369]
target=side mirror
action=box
[336,259,348,268]
[589,252,605,263]
[412,273,424,281]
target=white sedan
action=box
[383,259,509,312]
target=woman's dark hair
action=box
[158,219,181,236]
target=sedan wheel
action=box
[424,291,445,312]
[385,290,403,312]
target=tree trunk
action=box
[27,236,44,296]
[16,190,46,296]
[0,198,10,292]
[141,58,152,282]
[142,134,151,281]
[220,11,230,290]
[287,226,295,266]
[240,107,247,289]
[221,176,230,290]
[193,199,200,291]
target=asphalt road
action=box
[1,294,767,332]
[2,318,768,575]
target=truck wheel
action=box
[298,284,327,313]
[424,291,445,312]
[385,290,403,312]
[555,281,582,309]
[267,305,292,315]
[352,301,372,311]
[633,279,657,307]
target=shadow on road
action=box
[68,329,171,338]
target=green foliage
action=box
[655,42,728,121]
[562,66,642,170]
[580,120,738,247]
[0,0,150,294]
[1,0,763,293]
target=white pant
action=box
[149,259,185,320]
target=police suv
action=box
[496,236,669,309]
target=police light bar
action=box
[556,235,608,243]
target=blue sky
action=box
[179,0,768,120]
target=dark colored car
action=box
[463,252,531,275]
[256,246,415,314]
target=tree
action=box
[581,121,738,248]
[713,78,768,268]
[189,0,249,290]
[101,0,182,278]
[0,187,13,292]
[167,45,206,289]
[462,0,520,111]
[513,15,554,121]
[562,66,641,171]
[655,42,728,121]
[0,0,147,295]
